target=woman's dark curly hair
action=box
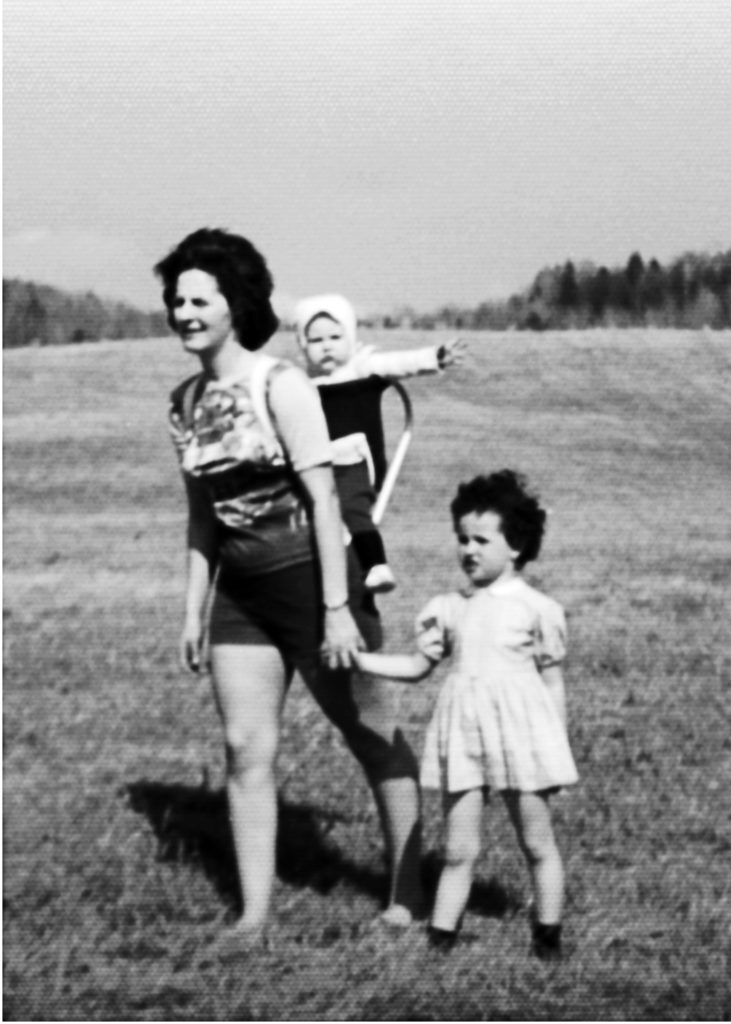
[154,228,279,350]
[450,470,547,569]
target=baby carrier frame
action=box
[372,380,413,526]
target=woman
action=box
[155,228,422,946]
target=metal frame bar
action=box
[371,380,413,527]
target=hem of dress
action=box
[420,773,579,794]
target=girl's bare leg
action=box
[503,790,564,923]
[430,788,484,932]
[210,643,287,931]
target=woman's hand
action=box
[320,605,365,670]
[180,613,206,674]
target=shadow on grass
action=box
[127,780,386,912]
[420,849,518,919]
[126,781,516,919]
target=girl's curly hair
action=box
[154,228,279,350]
[450,469,547,568]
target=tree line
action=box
[2,279,168,348]
[372,249,731,331]
[4,248,731,348]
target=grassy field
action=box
[4,328,731,1020]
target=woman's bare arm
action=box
[181,476,217,672]
[298,463,364,669]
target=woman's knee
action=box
[224,726,278,781]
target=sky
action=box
[4,0,731,316]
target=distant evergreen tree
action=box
[717,258,731,322]
[558,261,579,309]
[588,267,611,321]
[642,258,666,312]
[24,284,49,345]
[668,261,686,311]
[625,252,645,317]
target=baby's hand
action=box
[436,336,468,369]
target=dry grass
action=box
[4,329,731,1019]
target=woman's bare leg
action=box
[210,643,287,931]
[303,667,424,920]
[371,775,423,918]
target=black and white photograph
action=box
[3,0,731,1018]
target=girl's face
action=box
[304,315,351,374]
[455,510,519,587]
[171,269,235,354]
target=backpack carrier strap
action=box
[177,372,208,431]
[248,354,283,440]
[177,356,285,437]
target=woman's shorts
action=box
[210,551,382,672]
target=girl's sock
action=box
[427,924,458,951]
[531,921,562,960]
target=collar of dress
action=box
[462,576,523,599]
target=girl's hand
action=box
[180,615,205,674]
[320,605,365,670]
[436,336,468,369]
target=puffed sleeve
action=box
[415,594,452,663]
[534,598,567,669]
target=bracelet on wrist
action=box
[324,598,349,612]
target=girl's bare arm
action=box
[542,664,568,730]
[355,650,434,682]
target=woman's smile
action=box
[173,269,235,353]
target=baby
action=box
[294,294,466,591]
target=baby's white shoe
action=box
[364,563,397,593]
[379,904,414,929]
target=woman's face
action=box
[171,269,235,354]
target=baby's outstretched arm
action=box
[354,650,434,683]
[353,336,467,381]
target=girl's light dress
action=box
[417,576,579,793]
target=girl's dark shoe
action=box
[531,921,562,961]
[427,925,458,951]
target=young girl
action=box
[355,470,578,958]
[294,294,466,593]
